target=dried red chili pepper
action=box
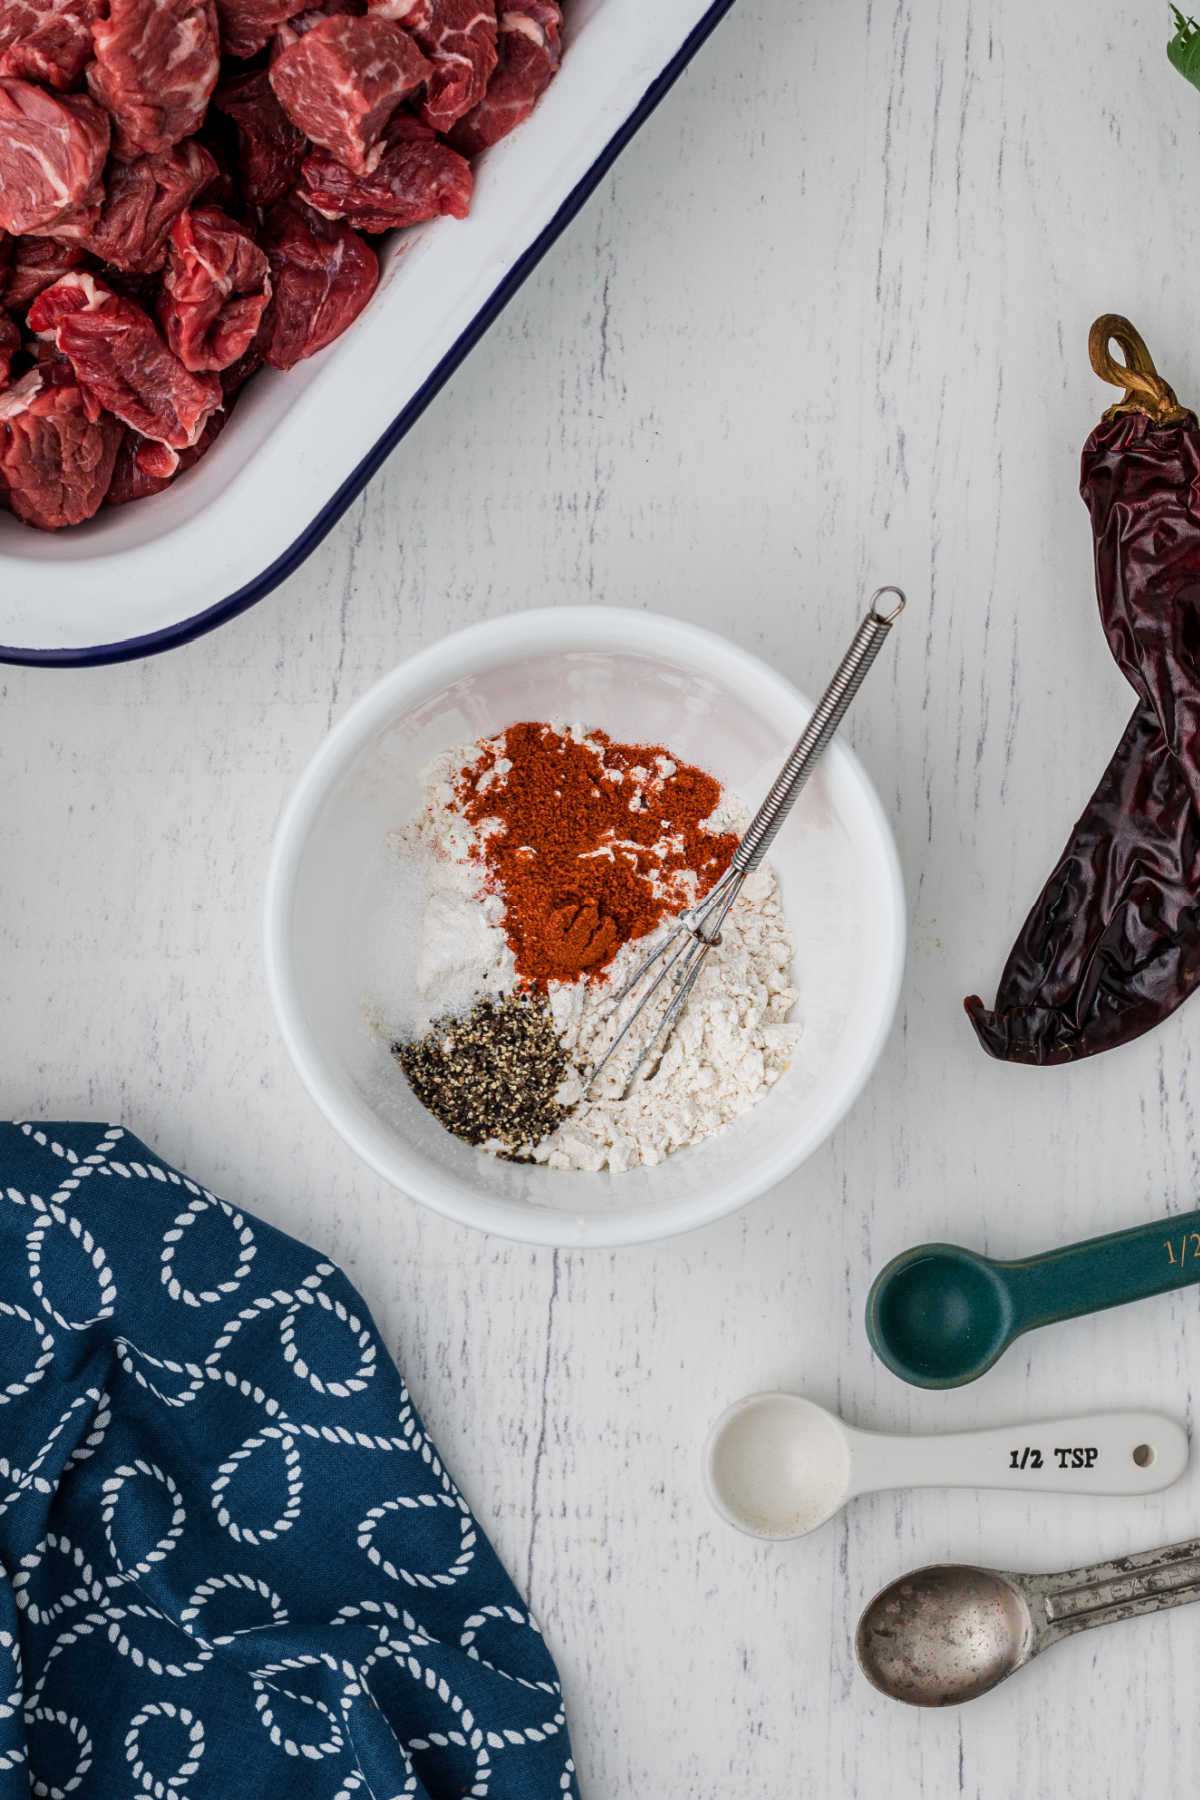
[966,316,1200,1063]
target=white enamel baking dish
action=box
[0,0,736,664]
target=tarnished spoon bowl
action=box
[856,1564,1035,1705]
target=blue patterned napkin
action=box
[0,1123,577,1800]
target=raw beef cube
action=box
[88,0,220,158]
[269,14,430,176]
[73,139,217,270]
[0,364,121,526]
[0,312,19,383]
[0,231,10,299]
[40,277,222,445]
[104,402,224,502]
[0,0,99,91]
[160,204,270,370]
[4,235,86,307]
[215,0,295,58]
[257,195,376,368]
[448,0,559,155]
[212,69,304,207]
[380,0,496,134]
[0,78,108,234]
[299,114,470,231]
[57,300,222,444]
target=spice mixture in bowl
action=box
[380,723,798,1170]
[265,607,905,1247]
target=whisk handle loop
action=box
[732,590,904,874]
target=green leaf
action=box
[1168,6,1200,89]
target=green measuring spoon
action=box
[866,1210,1200,1388]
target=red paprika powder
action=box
[457,722,738,986]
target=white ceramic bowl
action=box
[264,606,905,1247]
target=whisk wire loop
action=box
[582,592,905,1101]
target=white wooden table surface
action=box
[5,1,1200,1792]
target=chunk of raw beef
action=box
[88,0,220,158]
[0,364,121,525]
[0,79,109,234]
[69,139,217,269]
[371,0,495,133]
[159,204,270,370]
[0,313,19,383]
[0,231,11,298]
[299,113,470,230]
[4,235,86,307]
[257,195,376,367]
[104,401,224,502]
[35,273,222,445]
[0,0,98,91]
[211,68,304,206]
[269,14,429,175]
[215,0,296,58]
[448,0,559,155]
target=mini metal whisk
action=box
[584,589,905,1096]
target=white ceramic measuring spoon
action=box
[702,1392,1189,1540]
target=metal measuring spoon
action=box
[858,1535,1200,1706]
[702,1393,1187,1538]
[867,1206,1200,1388]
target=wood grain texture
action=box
[4,0,1200,1792]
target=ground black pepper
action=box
[393,991,577,1155]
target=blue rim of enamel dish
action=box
[0,0,739,668]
